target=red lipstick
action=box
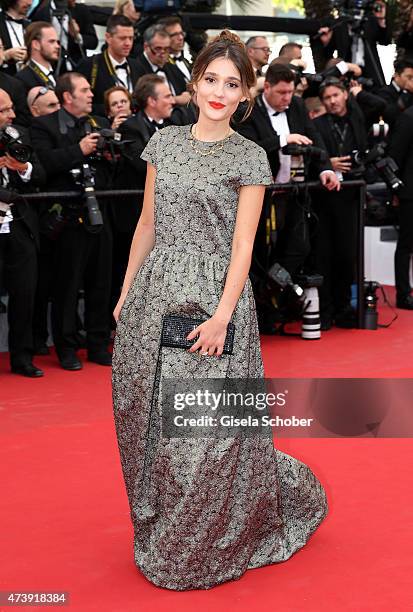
[208,101,226,109]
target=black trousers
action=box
[33,233,55,348]
[313,190,358,318]
[395,198,413,299]
[0,219,37,366]
[250,190,311,326]
[51,220,112,356]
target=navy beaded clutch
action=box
[161,315,235,355]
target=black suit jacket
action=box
[15,62,55,93]
[311,16,391,88]
[76,51,142,116]
[0,12,29,76]
[134,53,187,96]
[236,94,332,179]
[0,71,31,126]
[313,101,368,160]
[376,82,413,127]
[388,106,413,199]
[2,125,46,247]
[30,1,98,65]
[30,109,110,201]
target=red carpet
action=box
[0,289,412,611]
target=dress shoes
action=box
[88,351,112,366]
[334,306,357,329]
[11,363,44,378]
[396,295,413,310]
[320,316,333,331]
[58,350,82,371]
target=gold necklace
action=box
[189,124,232,156]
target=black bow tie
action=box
[174,53,185,62]
[115,63,128,70]
[150,119,164,129]
[273,111,281,116]
[5,14,28,26]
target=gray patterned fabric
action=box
[112,124,328,591]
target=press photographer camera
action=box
[0,125,32,164]
[30,72,114,370]
[281,143,328,182]
[348,120,403,192]
[29,0,98,70]
[330,0,384,21]
[70,163,103,227]
[312,0,390,88]
[88,127,133,162]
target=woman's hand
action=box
[111,114,129,129]
[187,315,229,357]
[113,293,127,323]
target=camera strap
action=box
[102,49,132,91]
[328,114,349,156]
[28,61,55,88]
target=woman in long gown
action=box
[112,30,328,591]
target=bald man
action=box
[27,86,60,117]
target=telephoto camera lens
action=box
[363,281,379,330]
[301,287,321,340]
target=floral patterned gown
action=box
[112,124,328,591]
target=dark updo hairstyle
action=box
[188,30,256,122]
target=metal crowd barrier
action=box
[22,179,367,328]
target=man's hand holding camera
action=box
[287,133,313,146]
[330,155,352,173]
[79,132,100,156]
[0,152,29,174]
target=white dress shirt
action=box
[32,59,56,86]
[262,93,292,184]
[108,52,132,92]
[0,163,33,234]
[143,51,176,95]
[172,53,191,81]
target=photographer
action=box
[76,15,141,117]
[16,21,59,92]
[377,59,413,127]
[388,106,413,310]
[312,0,391,89]
[30,72,113,370]
[313,77,368,329]
[0,37,31,126]
[246,36,271,78]
[0,88,46,376]
[30,0,98,70]
[236,63,339,332]
[134,24,190,108]
[157,16,193,83]
[0,0,30,76]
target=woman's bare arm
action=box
[188,184,266,355]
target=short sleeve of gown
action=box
[239,141,273,186]
[140,129,162,167]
